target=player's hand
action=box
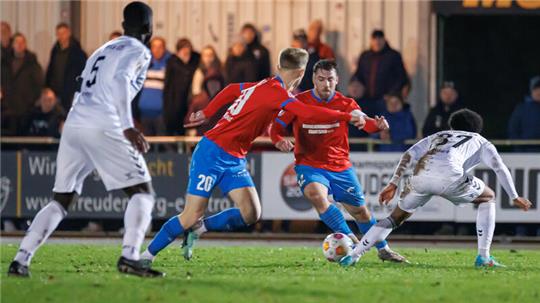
[123,127,150,154]
[379,183,398,205]
[375,115,390,131]
[275,139,294,152]
[350,114,366,129]
[184,110,207,128]
[513,197,532,211]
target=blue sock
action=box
[147,216,184,256]
[203,208,248,232]
[319,204,353,235]
[357,217,388,250]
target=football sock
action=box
[203,208,247,232]
[122,193,154,261]
[319,204,353,235]
[353,217,397,258]
[145,216,184,257]
[14,201,67,266]
[356,217,389,250]
[476,201,496,259]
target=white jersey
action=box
[65,36,151,130]
[397,130,518,199]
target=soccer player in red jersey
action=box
[141,48,367,264]
[270,59,407,262]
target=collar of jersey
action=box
[274,76,285,88]
[311,89,335,103]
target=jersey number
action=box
[228,86,256,116]
[433,133,473,148]
[196,174,214,192]
[86,56,106,88]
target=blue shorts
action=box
[294,165,366,207]
[187,137,254,198]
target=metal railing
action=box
[2,136,540,153]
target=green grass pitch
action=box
[1,244,539,303]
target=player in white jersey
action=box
[8,2,163,278]
[340,109,533,268]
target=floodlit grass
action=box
[1,244,539,303]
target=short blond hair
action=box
[278,47,309,70]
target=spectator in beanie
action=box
[373,93,416,152]
[422,81,464,136]
[508,76,540,152]
[45,23,87,110]
[163,38,200,135]
[241,23,271,80]
[352,29,408,101]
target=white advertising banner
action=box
[261,152,540,223]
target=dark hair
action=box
[449,109,483,133]
[313,59,337,74]
[56,22,70,30]
[371,29,385,38]
[385,92,404,104]
[12,32,25,41]
[241,23,257,33]
[176,38,192,52]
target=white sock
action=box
[140,249,155,261]
[14,201,67,266]
[477,201,496,259]
[121,193,154,261]
[193,221,207,236]
[354,226,393,258]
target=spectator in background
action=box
[109,30,122,40]
[508,76,540,152]
[422,81,463,136]
[45,23,87,111]
[20,88,65,137]
[1,21,12,70]
[163,38,200,135]
[306,20,335,59]
[352,30,408,102]
[2,33,43,135]
[241,23,271,80]
[191,45,222,97]
[225,39,258,84]
[373,93,416,152]
[291,29,319,92]
[137,37,170,136]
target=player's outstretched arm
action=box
[363,115,390,133]
[283,100,353,124]
[480,143,533,211]
[202,83,256,118]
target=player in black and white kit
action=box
[340,109,533,268]
[8,2,163,277]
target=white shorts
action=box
[53,126,151,194]
[398,173,485,213]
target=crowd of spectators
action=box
[1,20,539,152]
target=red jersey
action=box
[202,77,352,158]
[270,90,380,172]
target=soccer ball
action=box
[322,233,354,262]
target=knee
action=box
[53,192,78,210]
[475,186,495,203]
[304,188,328,212]
[123,182,153,198]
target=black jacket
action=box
[162,52,200,135]
[20,105,66,137]
[225,52,258,84]
[45,38,87,110]
[3,51,43,116]
[246,36,271,80]
[422,100,464,136]
[353,44,408,100]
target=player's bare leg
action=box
[303,183,359,242]
[9,192,76,277]
[117,182,164,277]
[183,187,261,260]
[342,203,408,263]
